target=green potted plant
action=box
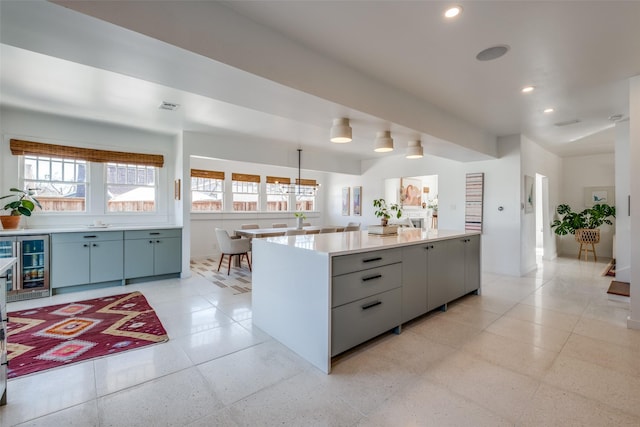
[550,203,615,260]
[373,198,402,226]
[0,187,42,230]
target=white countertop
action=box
[0,257,17,274]
[0,224,182,236]
[259,228,480,257]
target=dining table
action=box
[234,225,345,239]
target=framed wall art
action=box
[465,172,484,231]
[584,186,614,207]
[353,186,362,216]
[342,187,350,216]
[400,177,422,208]
[524,175,534,214]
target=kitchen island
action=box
[252,228,480,373]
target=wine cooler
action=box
[0,235,50,302]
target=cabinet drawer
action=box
[332,248,402,276]
[332,262,401,308]
[331,287,402,357]
[51,231,123,243]
[124,228,182,240]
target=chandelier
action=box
[277,149,320,196]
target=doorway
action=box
[535,173,551,260]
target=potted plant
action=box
[373,198,402,226]
[0,187,42,230]
[294,211,306,229]
[550,203,615,259]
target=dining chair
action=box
[347,222,361,227]
[240,223,259,230]
[343,225,360,232]
[272,223,288,228]
[215,228,252,275]
[285,229,306,236]
[320,227,337,233]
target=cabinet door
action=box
[51,242,90,287]
[464,235,481,293]
[153,237,181,276]
[124,239,154,279]
[401,245,428,322]
[89,240,124,283]
[427,239,465,310]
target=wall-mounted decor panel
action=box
[465,173,484,231]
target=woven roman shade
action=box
[10,139,164,167]
[266,176,291,184]
[232,173,260,183]
[191,169,225,180]
[296,178,317,186]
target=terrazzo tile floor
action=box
[1,255,639,426]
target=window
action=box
[294,179,318,211]
[191,169,224,211]
[23,155,88,212]
[266,176,289,211]
[106,163,157,212]
[232,173,260,211]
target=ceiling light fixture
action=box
[444,6,462,18]
[374,131,394,152]
[406,140,424,159]
[521,86,535,93]
[329,118,352,143]
[543,108,555,113]
[277,148,320,195]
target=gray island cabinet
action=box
[252,228,480,373]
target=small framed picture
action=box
[342,187,350,216]
[353,186,362,216]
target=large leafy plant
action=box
[550,203,615,236]
[0,188,42,216]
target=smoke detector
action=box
[159,101,180,111]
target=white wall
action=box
[558,153,616,258]
[615,121,630,282]
[520,135,563,272]
[628,75,640,330]
[0,107,178,228]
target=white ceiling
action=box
[2,1,639,161]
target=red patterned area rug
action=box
[7,291,168,379]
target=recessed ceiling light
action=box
[444,6,462,18]
[543,108,555,113]
[521,86,535,93]
[476,45,510,61]
[554,119,581,127]
[608,114,624,122]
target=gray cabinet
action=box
[331,248,402,356]
[401,235,480,323]
[464,235,481,294]
[51,231,124,288]
[124,228,181,279]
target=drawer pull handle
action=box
[83,235,98,238]
[362,300,382,310]
[362,274,382,282]
[150,232,161,235]
[362,257,382,263]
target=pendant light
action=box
[278,148,320,195]
[330,118,352,143]
[374,131,394,152]
[406,140,424,159]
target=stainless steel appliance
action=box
[1,257,16,405]
[0,235,50,302]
